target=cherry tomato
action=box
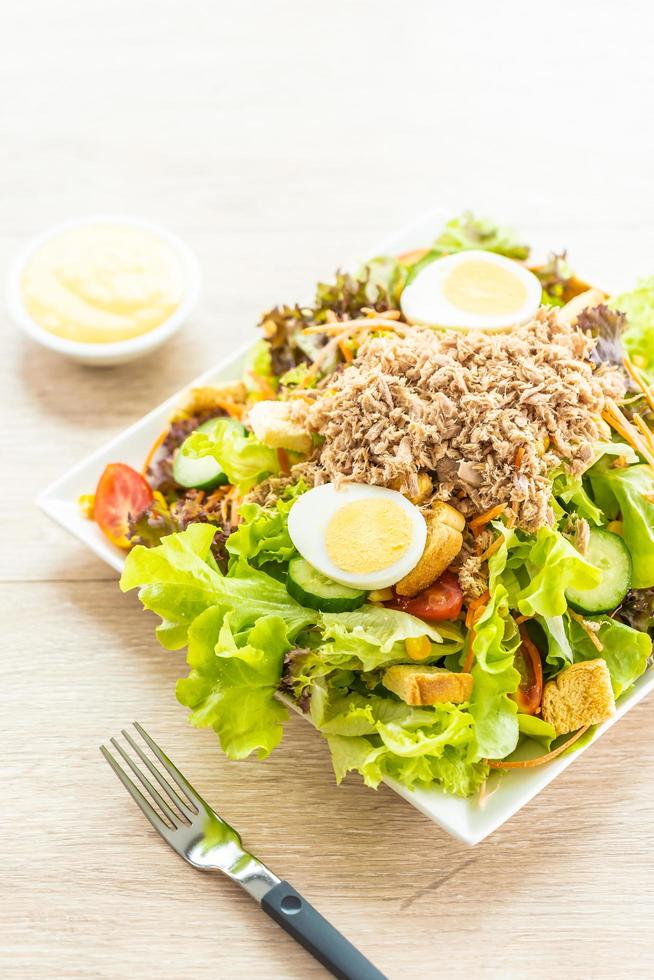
[94,463,153,548]
[511,623,544,715]
[387,571,464,622]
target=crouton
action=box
[395,502,464,597]
[382,665,474,706]
[557,288,606,327]
[248,400,312,455]
[542,658,615,736]
[182,382,247,417]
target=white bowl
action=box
[6,214,202,366]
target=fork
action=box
[101,723,386,980]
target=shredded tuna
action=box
[294,309,625,532]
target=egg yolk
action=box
[325,499,413,574]
[21,224,184,344]
[443,259,527,316]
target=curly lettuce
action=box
[183,419,280,492]
[611,277,654,375]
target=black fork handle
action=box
[262,880,387,980]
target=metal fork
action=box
[101,723,386,980]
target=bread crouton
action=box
[382,665,474,706]
[248,400,312,454]
[182,382,247,417]
[395,502,464,597]
[542,658,615,736]
[557,288,606,327]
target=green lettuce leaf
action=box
[120,524,314,648]
[611,277,654,375]
[467,537,521,760]
[315,676,485,796]
[177,610,289,759]
[184,419,280,492]
[568,616,651,698]
[517,713,556,749]
[588,462,654,588]
[226,481,306,567]
[407,212,530,287]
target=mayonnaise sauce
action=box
[21,223,184,343]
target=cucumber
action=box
[566,527,632,614]
[286,557,367,612]
[173,417,246,490]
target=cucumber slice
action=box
[566,527,632,614]
[173,417,246,490]
[286,557,367,612]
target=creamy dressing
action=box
[21,224,184,343]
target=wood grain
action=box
[3,2,654,977]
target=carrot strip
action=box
[141,427,169,476]
[479,536,504,563]
[602,399,654,469]
[462,627,477,672]
[486,725,590,769]
[633,414,654,455]
[623,354,654,414]
[216,399,246,420]
[514,614,529,625]
[469,503,507,532]
[277,448,290,475]
[247,372,277,400]
[514,446,525,470]
[338,339,354,363]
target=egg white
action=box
[400,249,542,332]
[287,483,427,591]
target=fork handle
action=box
[262,881,387,980]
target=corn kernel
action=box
[405,635,432,661]
[368,588,393,603]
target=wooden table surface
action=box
[3,3,654,977]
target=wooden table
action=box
[4,3,654,977]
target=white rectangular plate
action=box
[39,210,654,845]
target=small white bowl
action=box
[6,214,202,366]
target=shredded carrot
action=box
[633,414,654,455]
[602,399,654,469]
[469,503,507,532]
[514,614,529,625]
[247,372,277,400]
[338,339,354,363]
[623,354,654,414]
[277,448,290,475]
[141,427,169,476]
[568,609,604,652]
[462,627,477,672]
[479,536,504,563]
[486,724,590,769]
[468,590,490,612]
[217,398,246,420]
[514,446,525,471]
[302,316,410,337]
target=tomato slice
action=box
[387,571,464,622]
[94,463,153,548]
[511,623,544,715]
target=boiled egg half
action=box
[400,249,542,332]
[287,483,427,591]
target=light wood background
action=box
[3,3,654,978]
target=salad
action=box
[87,212,654,799]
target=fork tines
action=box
[100,723,200,834]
